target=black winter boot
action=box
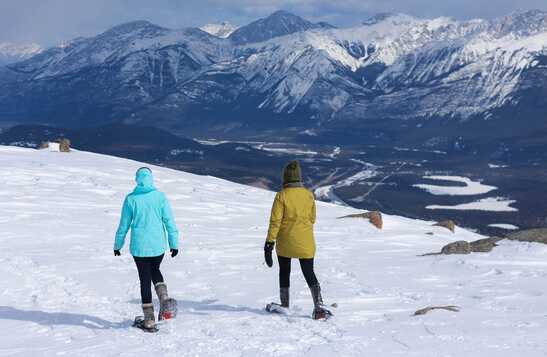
[310,285,332,320]
[266,287,290,313]
[280,287,289,308]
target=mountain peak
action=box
[200,21,238,38]
[101,20,168,38]
[267,10,299,19]
[491,9,547,35]
[229,10,329,45]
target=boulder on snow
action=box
[367,211,383,229]
[422,237,504,256]
[338,211,383,229]
[441,240,471,255]
[433,220,456,233]
[469,237,503,252]
[507,228,547,244]
[59,138,71,152]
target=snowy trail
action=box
[1,146,547,356]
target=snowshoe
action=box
[158,298,178,321]
[312,306,333,320]
[133,316,158,333]
[266,302,289,315]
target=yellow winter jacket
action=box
[266,187,317,259]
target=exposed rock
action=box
[368,211,383,229]
[433,220,456,233]
[507,228,547,244]
[422,237,505,256]
[441,240,471,255]
[414,305,460,316]
[338,211,383,229]
[38,142,49,149]
[59,138,71,152]
[470,237,503,252]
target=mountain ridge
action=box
[0,9,546,147]
[0,42,42,65]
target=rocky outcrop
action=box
[422,237,503,256]
[59,138,71,152]
[507,228,547,244]
[433,220,456,233]
[470,237,503,252]
[338,211,383,229]
[441,241,471,255]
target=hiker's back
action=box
[280,187,315,223]
[276,187,316,259]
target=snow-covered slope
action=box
[1,145,546,356]
[0,42,42,65]
[200,22,238,38]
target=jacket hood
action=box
[134,167,156,194]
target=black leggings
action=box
[133,254,165,304]
[278,255,318,288]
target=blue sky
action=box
[2,0,547,46]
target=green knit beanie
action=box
[283,160,302,185]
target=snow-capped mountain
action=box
[0,42,42,65]
[200,21,238,38]
[229,10,334,45]
[2,145,545,356]
[0,10,546,145]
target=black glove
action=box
[171,249,178,258]
[264,241,275,267]
[114,250,121,256]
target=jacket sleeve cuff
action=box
[168,236,179,249]
[113,237,125,251]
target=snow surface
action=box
[414,176,497,196]
[427,197,518,212]
[0,42,42,57]
[199,22,238,38]
[335,170,377,188]
[488,163,509,169]
[257,146,319,156]
[1,146,546,356]
[314,166,377,206]
[0,42,42,65]
[47,142,60,152]
[313,185,347,206]
[488,223,520,230]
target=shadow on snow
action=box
[0,306,131,330]
[127,298,268,316]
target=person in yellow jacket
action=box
[264,160,332,320]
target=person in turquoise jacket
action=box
[114,167,180,330]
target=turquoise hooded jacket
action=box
[114,168,179,257]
